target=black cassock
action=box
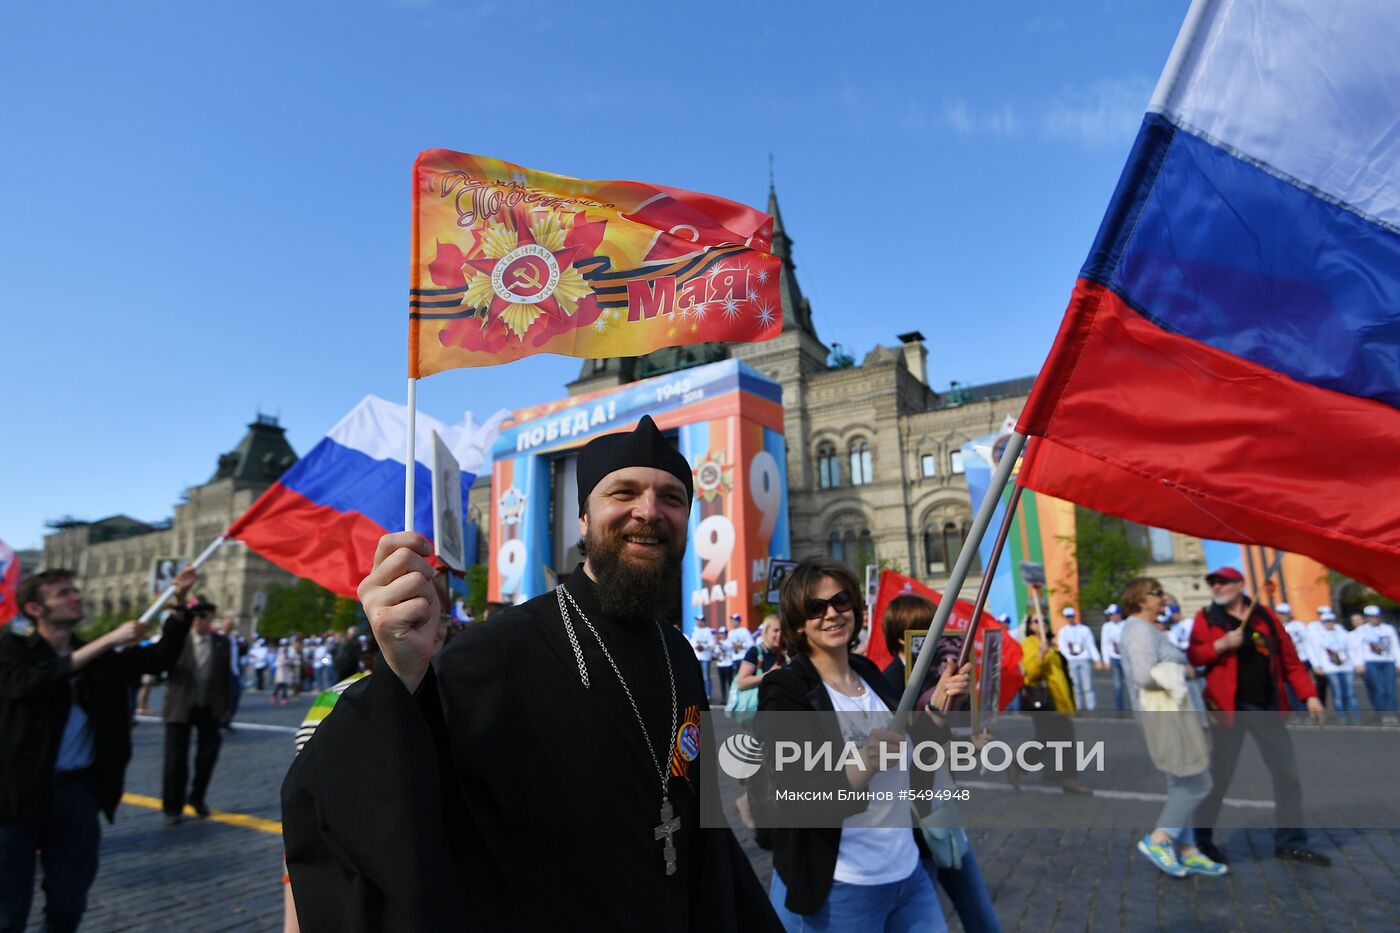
[282,567,780,932]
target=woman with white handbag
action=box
[1119,577,1228,878]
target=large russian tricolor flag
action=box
[228,396,507,598]
[1019,0,1400,600]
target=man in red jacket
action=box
[1186,566,1329,867]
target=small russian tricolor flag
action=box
[228,396,507,598]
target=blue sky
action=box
[1,0,1188,550]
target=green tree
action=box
[1069,507,1149,613]
[256,578,337,640]
[330,596,365,632]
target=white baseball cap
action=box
[1105,604,1121,615]
[1275,602,1292,614]
[1062,607,1077,617]
[1320,608,1337,621]
[1364,604,1383,617]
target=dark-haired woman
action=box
[760,556,968,932]
[881,594,1000,933]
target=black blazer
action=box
[757,653,943,916]
[163,630,234,724]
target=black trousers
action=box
[163,705,222,814]
[1195,703,1307,848]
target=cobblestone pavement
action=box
[41,670,1400,931]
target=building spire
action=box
[763,175,813,338]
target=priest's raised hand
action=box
[357,531,440,694]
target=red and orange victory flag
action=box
[408,151,782,376]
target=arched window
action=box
[817,444,841,489]
[829,530,843,560]
[959,520,982,573]
[942,522,961,572]
[849,440,872,486]
[924,523,946,574]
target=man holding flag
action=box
[282,417,779,930]
[282,155,785,930]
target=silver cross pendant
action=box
[654,797,680,876]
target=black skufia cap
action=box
[576,415,693,515]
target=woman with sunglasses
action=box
[759,556,969,932]
[1118,577,1226,878]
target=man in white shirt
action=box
[1277,604,1309,713]
[1307,610,1358,723]
[727,613,755,658]
[1352,605,1400,724]
[689,616,715,701]
[1056,607,1103,711]
[713,625,737,701]
[1167,604,1193,652]
[1100,604,1126,711]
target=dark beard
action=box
[586,524,684,625]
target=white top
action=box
[728,626,755,654]
[1308,625,1354,675]
[1168,619,1194,652]
[824,678,919,886]
[1351,623,1400,666]
[1100,620,1124,662]
[1056,623,1101,662]
[714,630,738,667]
[1283,620,1309,659]
[690,627,714,662]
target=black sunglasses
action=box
[805,590,854,620]
[1149,589,1165,597]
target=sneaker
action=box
[1181,850,1229,876]
[1137,836,1188,877]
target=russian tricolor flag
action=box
[228,396,508,598]
[1019,0,1400,600]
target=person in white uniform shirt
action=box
[713,625,738,701]
[1167,605,1193,652]
[1307,610,1358,724]
[1276,604,1310,713]
[1352,605,1400,724]
[1100,604,1126,711]
[1056,607,1103,711]
[728,613,755,658]
[1307,606,1334,705]
[690,615,715,701]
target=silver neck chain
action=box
[556,584,678,801]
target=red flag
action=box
[0,537,20,626]
[866,569,1023,710]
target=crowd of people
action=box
[6,413,1396,931]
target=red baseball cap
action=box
[1204,567,1245,584]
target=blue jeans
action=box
[770,863,946,933]
[927,849,999,933]
[1327,671,1359,721]
[1110,659,1125,711]
[0,775,100,933]
[1363,662,1397,713]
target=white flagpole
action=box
[1148,0,1216,114]
[137,534,227,623]
[405,377,418,532]
[895,430,1028,723]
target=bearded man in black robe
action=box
[282,415,780,932]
